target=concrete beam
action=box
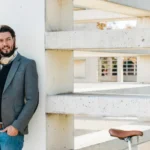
[74,51,138,57]
[45,29,150,50]
[108,0,150,12]
[86,50,150,55]
[74,10,136,23]
[75,124,150,150]
[74,0,150,17]
[46,94,150,120]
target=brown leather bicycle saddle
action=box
[109,128,143,139]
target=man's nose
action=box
[3,41,8,46]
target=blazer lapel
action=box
[3,54,21,94]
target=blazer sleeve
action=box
[12,60,39,133]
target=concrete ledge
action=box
[74,10,135,23]
[45,29,150,50]
[46,94,150,119]
[75,124,150,150]
[108,0,150,12]
[74,0,150,17]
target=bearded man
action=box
[0,25,39,150]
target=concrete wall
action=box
[0,0,46,150]
[137,55,150,83]
[124,75,137,82]
[74,59,86,78]
[74,58,98,83]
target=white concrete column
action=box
[136,17,150,84]
[98,58,101,82]
[46,50,73,95]
[117,57,124,82]
[46,0,74,150]
[46,0,73,31]
[108,57,112,80]
[47,114,74,150]
[46,50,74,150]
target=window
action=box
[123,58,137,76]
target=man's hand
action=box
[1,125,19,136]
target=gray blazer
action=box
[1,53,39,135]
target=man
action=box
[0,25,39,150]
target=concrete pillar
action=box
[46,0,73,31]
[47,114,74,150]
[108,57,112,80]
[46,50,73,95]
[98,58,101,82]
[136,17,150,84]
[46,0,74,150]
[117,57,124,82]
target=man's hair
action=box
[0,25,16,38]
[0,25,18,56]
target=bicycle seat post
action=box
[124,137,132,150]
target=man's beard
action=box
[0,43,16,57]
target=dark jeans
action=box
[0,132,24,150]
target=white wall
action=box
[0,0,46,149]
[124,75,137,82]
[137,55,150,83]
[74,58,98,83]
[74,59,86,78]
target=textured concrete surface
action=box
[46,93,150,119]
[46,83,150,119]
[45,29,150,50]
